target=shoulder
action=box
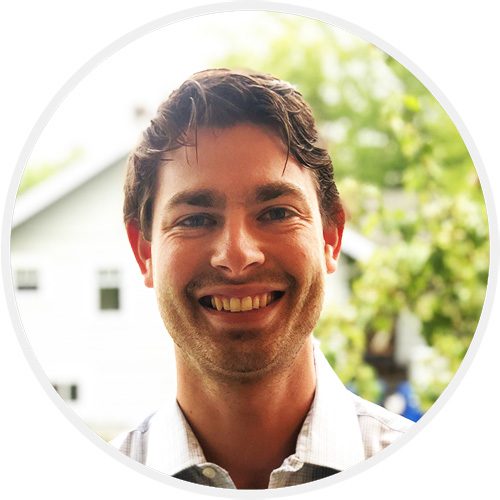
[351,393,414,458]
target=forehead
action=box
[155,124,320,208]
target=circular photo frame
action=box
[3,2,496,497]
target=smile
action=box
[199,291,285,313]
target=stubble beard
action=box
[155,271,325,384]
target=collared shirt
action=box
[111,346,412,488]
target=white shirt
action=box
[111,345,412,488]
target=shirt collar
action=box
[294,343,365,471]
[143,341,365,475]
[145,401,207,474]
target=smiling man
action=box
[113,69,412,489]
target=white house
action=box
[11,152,388,440]
[11,154,176,440]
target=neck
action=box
[175,338,316,489]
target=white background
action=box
[1,1,498,498]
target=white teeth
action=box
[208,293,277,312]
[241,296,253,311]
[229,297,241,312]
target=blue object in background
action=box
[395,381,423,422]
[348,379,423,422]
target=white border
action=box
[1,1,498,498]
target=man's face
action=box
[134,124,340,381]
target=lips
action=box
[199,291,284,312]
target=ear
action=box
[323,221,344,274]
[126,221,154,288]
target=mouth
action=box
[199,291,285,313]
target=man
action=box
[113,68,412,489]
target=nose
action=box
[210,216,265,276]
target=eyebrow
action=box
[163,181,309,214]
[165,189,226,211]
[254,181,309,204]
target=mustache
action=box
[185,270,295,295]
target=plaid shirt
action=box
[111,345,412,488]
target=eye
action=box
[258,207,296,222]
[177,214,216,228]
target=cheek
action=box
[151,241,197,289]
[278,234,325,273]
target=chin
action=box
[202,332,312,384]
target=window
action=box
[98,269,120,310]
[16,269,38,290]
[53,383,79,401]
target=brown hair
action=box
[123,68,343,240]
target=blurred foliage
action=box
[212,14,489,410]
[18,148,84,195]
